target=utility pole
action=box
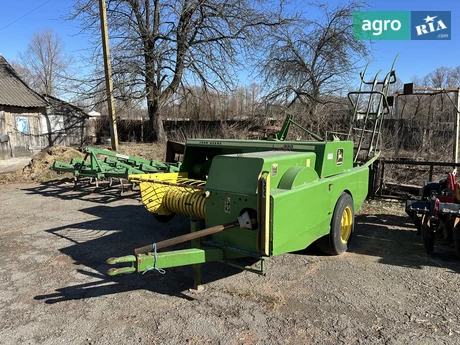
[98,0,119,151]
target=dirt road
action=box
[0,157,31,174]
[1,182,460,345]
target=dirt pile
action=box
[0,146,83,184]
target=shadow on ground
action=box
[350,213,460,272]
[33,192,245,304]
[23,178,137,204]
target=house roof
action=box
[0,55,48,108]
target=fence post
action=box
[379,161,385,197]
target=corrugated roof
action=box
[0,55,48,108]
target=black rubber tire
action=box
[153,213,175,223]
[453,222,460,259]
[316,193,354,255]
[421,215,434,256]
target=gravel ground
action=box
[1,181,460,345]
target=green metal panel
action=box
[278,166,319,189]
[270,164,370,255]
[185,138,318,151]
[270,180,331,255]
[204,151,319,254]
[182,138,354,180]
[206,151,316,194]
[318,141,354,178]
[206,192,260,253]
[206,155,263,194]
[181,139,320,179]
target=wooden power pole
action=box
[98,0,119,151]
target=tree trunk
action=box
[147,98,167,143]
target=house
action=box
[42,94,89,147]
[0,55,88,159]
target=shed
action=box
[0,55,88,159]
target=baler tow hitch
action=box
[107,211,257,276]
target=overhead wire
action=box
[0,0,53,32]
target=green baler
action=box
[108,59,397,285]
[108,140,374,280]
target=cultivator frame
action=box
[406,172,460,258]
[53,146,181,191]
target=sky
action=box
[0,0,459,88]
[363,0,459,84]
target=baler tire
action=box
[421,215,434,256]
[153,213,175,223]
[316,193,354,255]
[453,221,460,259]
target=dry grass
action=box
[360,199,406,216]
[115,142,166,161]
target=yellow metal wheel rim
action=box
[340,206,353,243]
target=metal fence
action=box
[371,159,460,200]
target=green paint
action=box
[52,146,179,180]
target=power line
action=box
[0,0,53,32]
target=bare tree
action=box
[425,66,460,88]
[70,0,286,143]
[259,1,370,125]
[16,28,74,97]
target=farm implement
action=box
[406,172,460,258]
[106,59,397,286]
[52,146,181,190]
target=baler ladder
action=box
[347,56,398,162]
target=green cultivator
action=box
[52,146,181,191]
[107,58,398,288]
